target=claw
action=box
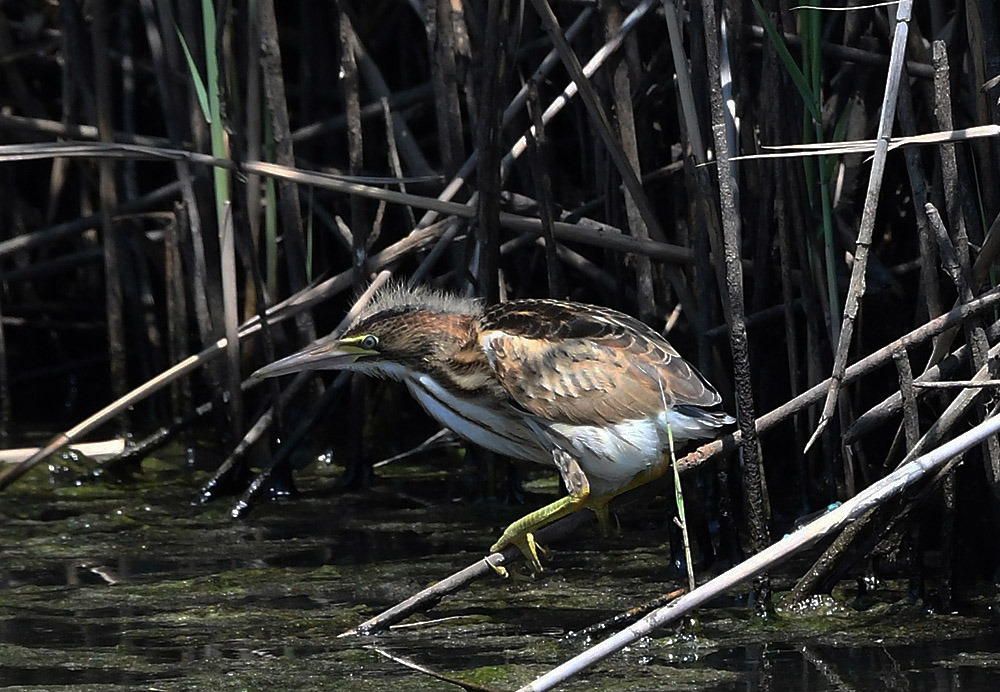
[592,503,613,538]
[486,553,510,578]
[491,530,545,573]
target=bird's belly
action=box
[406,376,547,464]
[549,418,663,493]
[550,408,715,494]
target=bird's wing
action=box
[478,301,721,426]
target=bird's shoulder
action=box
[479,299,650,343]
[477,299,722,425]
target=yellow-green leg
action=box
[490,449,590,573]
[586,455,672,536]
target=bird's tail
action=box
[665,405,736,443]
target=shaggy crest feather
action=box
[354,283,482,324]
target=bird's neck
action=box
[413,313,499,397]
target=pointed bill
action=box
[249,339,376,382]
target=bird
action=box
[251,284,734,573]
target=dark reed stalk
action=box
[232,373,348,516]
[344,15,434,178]
[474,0,512,303]
[700,0,770,609]
[259,0,317,345]
[893,349,920,452]
[165,205,192,422]
[604,0,654,322]
[425,0,466,179]
[525,81,566,299]
[894,62,943,340]
[337,0,371,489]
[201,371,313,501]
[92,0,128,426]
[931,42,1000,505]
[964,0,1000,224]
[0,295,8,441]
[240,0,267,331]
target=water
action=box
[1,444,998,691]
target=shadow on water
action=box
[1,442,999,691]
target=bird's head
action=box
[250,284,482,383]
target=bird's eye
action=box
[360,334,379,350]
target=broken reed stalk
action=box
[792,337,1000,599]
[805,0,913,453]
[340,512,592,637]
[845,318,1000,443]
[517,412,1000,692]
[893,349,920,451]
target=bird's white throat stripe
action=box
[406,374,546,464]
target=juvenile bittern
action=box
[253,285,733,572]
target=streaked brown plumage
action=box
[252,284,733,572]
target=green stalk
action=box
[802,0,840,341]
[668,423,696,594]
[201,0,230,230]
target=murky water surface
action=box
[1,444,998,691]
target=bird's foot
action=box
[490,530,548,575]
[591,501,618,538]
[486,447,585,576]
[485,553,511,578]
